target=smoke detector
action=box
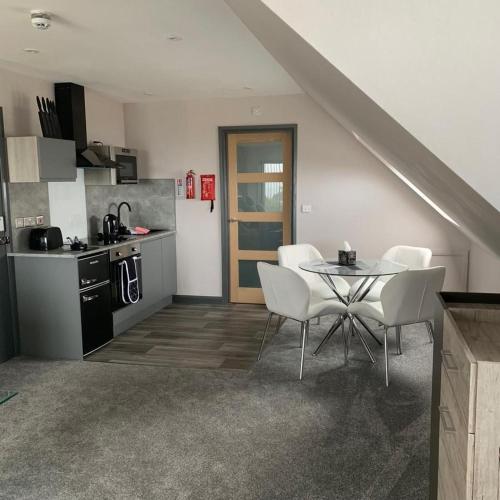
[30,10,51,30]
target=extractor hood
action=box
[54,82,119,168]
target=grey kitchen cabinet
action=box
[113,233,177,335]
[162,233,177,297]
[7,136,76,182]
[141,237,163,308]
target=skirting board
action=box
[173,295,225,304]
[113,296,173,336]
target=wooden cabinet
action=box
[437,305,500,499]
[7,136,76,182]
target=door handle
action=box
[0,234,10,245]
[228,218,239,223]
[441,350,459,371]
[438,406,456,433]
[81,278,98,286]
[82,294,99,303]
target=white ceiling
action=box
[0,0,301,102]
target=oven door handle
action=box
[82,293,99,303]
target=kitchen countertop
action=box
[8,230,176,259]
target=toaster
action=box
[29,226,63,251]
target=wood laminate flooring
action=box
[86,303,270,370]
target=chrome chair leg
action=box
[342,315,349,363]
[277,316,286,333]
[425,321,434,343]
[306,320,310,345]
[384,327,390,387]
[299,321,308,380]
[396,325,402,355]
[258,312,273,361]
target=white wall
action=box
[0,67,125,240]
[260,0,500,211]
[0,67,53,136]
[124,93,469,297]
[48,88,126,240]
[469,244,500,293]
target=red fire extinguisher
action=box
[186,169,196,199]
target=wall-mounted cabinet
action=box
[7,136,76,183]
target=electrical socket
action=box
[23,216,36,227]
[15,217,25,228]
[36,215,44,225]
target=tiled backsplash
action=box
[8,182,50,251]
[8,178,175,251]
[85,179,175,237]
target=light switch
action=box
[15,217,25,228]
[301,204,312,213]
[36,215,44,225]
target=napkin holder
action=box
[338,249,356,266]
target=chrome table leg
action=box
[351,319,376,364]
[313,314,345,356]
[354,315,383,346]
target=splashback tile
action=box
[8,182,50,251]
[85,179,175,237]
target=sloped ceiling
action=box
[225,0,500,257]
[0,0,300,101]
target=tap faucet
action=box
[117,201,132,234]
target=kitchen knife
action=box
[42,97,55,137]
[48,99,62,138]
[36,96,49,137]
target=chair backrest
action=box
[382,245,432,269]
[257,262,310,321]
[380,267,446,326]
[278,244,324,285]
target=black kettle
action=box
[103,213,119,244]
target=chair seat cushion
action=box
[308,297,347,319]
[348,301,385,324]
[311,276,350,299]
[349,278,386,302]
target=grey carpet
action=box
[0,314,432,499]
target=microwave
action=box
[89,145,138,184]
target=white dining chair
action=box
[347,266,445,386]
[349,245,432,302]
[278,244,350,299]
[257,262,347,380]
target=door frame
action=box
[218,124,297,303]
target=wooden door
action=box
[227,130,293,303]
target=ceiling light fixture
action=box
[30,10,51,30]
[243,86,253,90]
[144,92,154,96]
[23,48,40,54]
[167,35,183,42]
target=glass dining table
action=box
[299,259,407,362]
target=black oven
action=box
[110,242,142,311]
